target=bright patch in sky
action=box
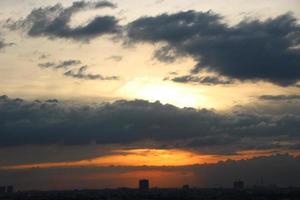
[118,78,204,108]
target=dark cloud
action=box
[38,54,50,60]
[169,71,178,75]
[0,39,6,49]
[38,59,81,69]
[8,1,120,41]
[171,75,234,85]
[258,95,300,101]
[38,62,55,68]
[64,65,119,80]
[127,11,300,86]
[153,45,178,63]
[106,55,123,62]
[0,39,7,49]
[45,99,59,103]
[191,154,300,187]
[38,60,119,80]
[0,95,299,154]
[0,38,14,49]
[0,144,117,167]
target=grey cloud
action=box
[0,144,117,167]
[169,71,178,75]
[192,154,300,187]
[8,1,119,41]
[258,95,300,101]
[171,75,234,85]
[107,55,123,62]
[177,135,296,155]
[153,45,178,63]
[56,60,81,68]
[38,60,119,81]
[38,60,81,69]
[0,38,14,49]
[64,65,120,80]
[45,99,59,103]
[38,54,50,60]
[38,62,55,68]
[127,11,300,86]
[0,95,299,154]
[0,39,7,49]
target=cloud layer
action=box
[0,95,299,155]
[5,3,300,86]
[258,95,300,101]
[127,11,300,86]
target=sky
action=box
[0,0,300,190]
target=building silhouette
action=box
[182,184,190,190]
[233,180,244,190]
[0,185,14,193]
[139,179,149,190]
[6,185,14,193]
[0,186,5,193]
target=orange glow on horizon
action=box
[2,148,299,170]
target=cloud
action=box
[45,99,59,103]
[64,65,119,80]
[0,38,14,50]
[258,95,300,101]
[106,55,123,62]
[8,0,120,41]
[38,53,50,60]
[127,11,300,86]
[38,59,119,80]
[153,45,178,63]
[0,144,117,167]
[171,75,234,85]
[38,60,81,69]
[0,95,299,154]
[0,39,7,49]
[191,154,300,187]
[169,72,178,75]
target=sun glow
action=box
[118,78,204,108]
[3,148,295,171]
[2,149,203,170]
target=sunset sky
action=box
[0,0,300,190]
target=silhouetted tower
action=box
[182,184,190,190]
[6,186,14,193]
[0,186,5,193]
[233,180,244,190]
[139,179,149,190]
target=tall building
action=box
[233,180,244,190]
[182,184,190,190]
[6,185,14,193]
[139,179,149,190]
[0,186,5,193]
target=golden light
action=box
[118,77,205,108]
[4,148,299,170]
[2,149,204,170]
